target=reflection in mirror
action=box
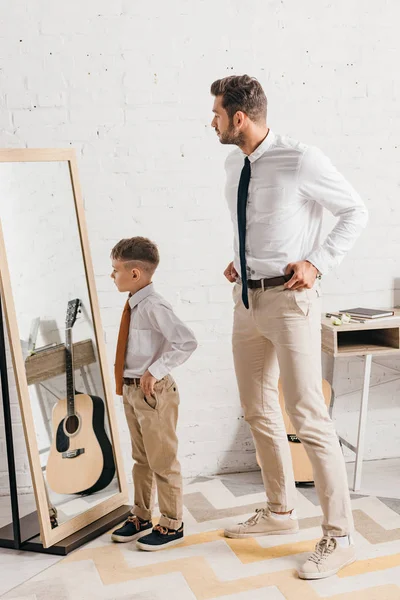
[0,318,38,538]
[0,161,119,531]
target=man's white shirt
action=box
[224,130,368,279]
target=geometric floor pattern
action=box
[3,472,400,599]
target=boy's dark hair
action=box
[210,75,267,124]
[111,237,160,273]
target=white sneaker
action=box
[298,536,356,580]
[224,508,299,539]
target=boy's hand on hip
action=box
[140,370,157,398]
[224,261,238,283]
[284,261,318,290]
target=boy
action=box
[110,237,197,551]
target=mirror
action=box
[0,149,127,547]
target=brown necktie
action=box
[114,299,131,395]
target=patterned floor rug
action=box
[3,471,400,600]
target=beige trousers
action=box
[232,283,353,536]
[123,374,182,529]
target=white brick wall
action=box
[1,0,400,493]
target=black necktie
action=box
[237,157,251,309]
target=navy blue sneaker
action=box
[136,523,184,551]
[111,515,152,543]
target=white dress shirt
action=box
[225,130,368,278]
[123,283,197,380]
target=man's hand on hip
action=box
[224,261,239,283]
[284,261,318,290]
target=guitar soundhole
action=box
[65,415,79,435]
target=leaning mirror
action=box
[0,149,128,548]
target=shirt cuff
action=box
[305,251,327,276]
[148,361,169,381]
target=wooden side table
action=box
[322,311,400,491]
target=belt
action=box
[123,377,141,386]
[247,274,292,290]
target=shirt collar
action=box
[128,283,154,309]
[243,130,275,164]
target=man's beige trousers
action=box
[232,283,353,536]
[123,375,182,530]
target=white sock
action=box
[332,534,352,548]
[271,509,297,520]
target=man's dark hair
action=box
[210,75,267,124]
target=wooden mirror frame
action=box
[0,148,128,547]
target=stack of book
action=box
[327,308,395,324]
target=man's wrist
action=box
[306,260,322,278]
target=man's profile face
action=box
[211,95,242,145]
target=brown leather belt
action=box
[247,274,292,290]
[123,375,169,387]
[123,377,141,386]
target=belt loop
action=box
[261,278,265,292]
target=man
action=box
[210,74,368,580]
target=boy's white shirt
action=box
[123,283,197,380]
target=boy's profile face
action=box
[111,258,139,293]
[111,258,153,294]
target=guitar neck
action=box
[65,328,75,417]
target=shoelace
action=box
[154,524,168,535]
[127,515,142,529]
[308,536,337,565]
[240,508,269,526]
